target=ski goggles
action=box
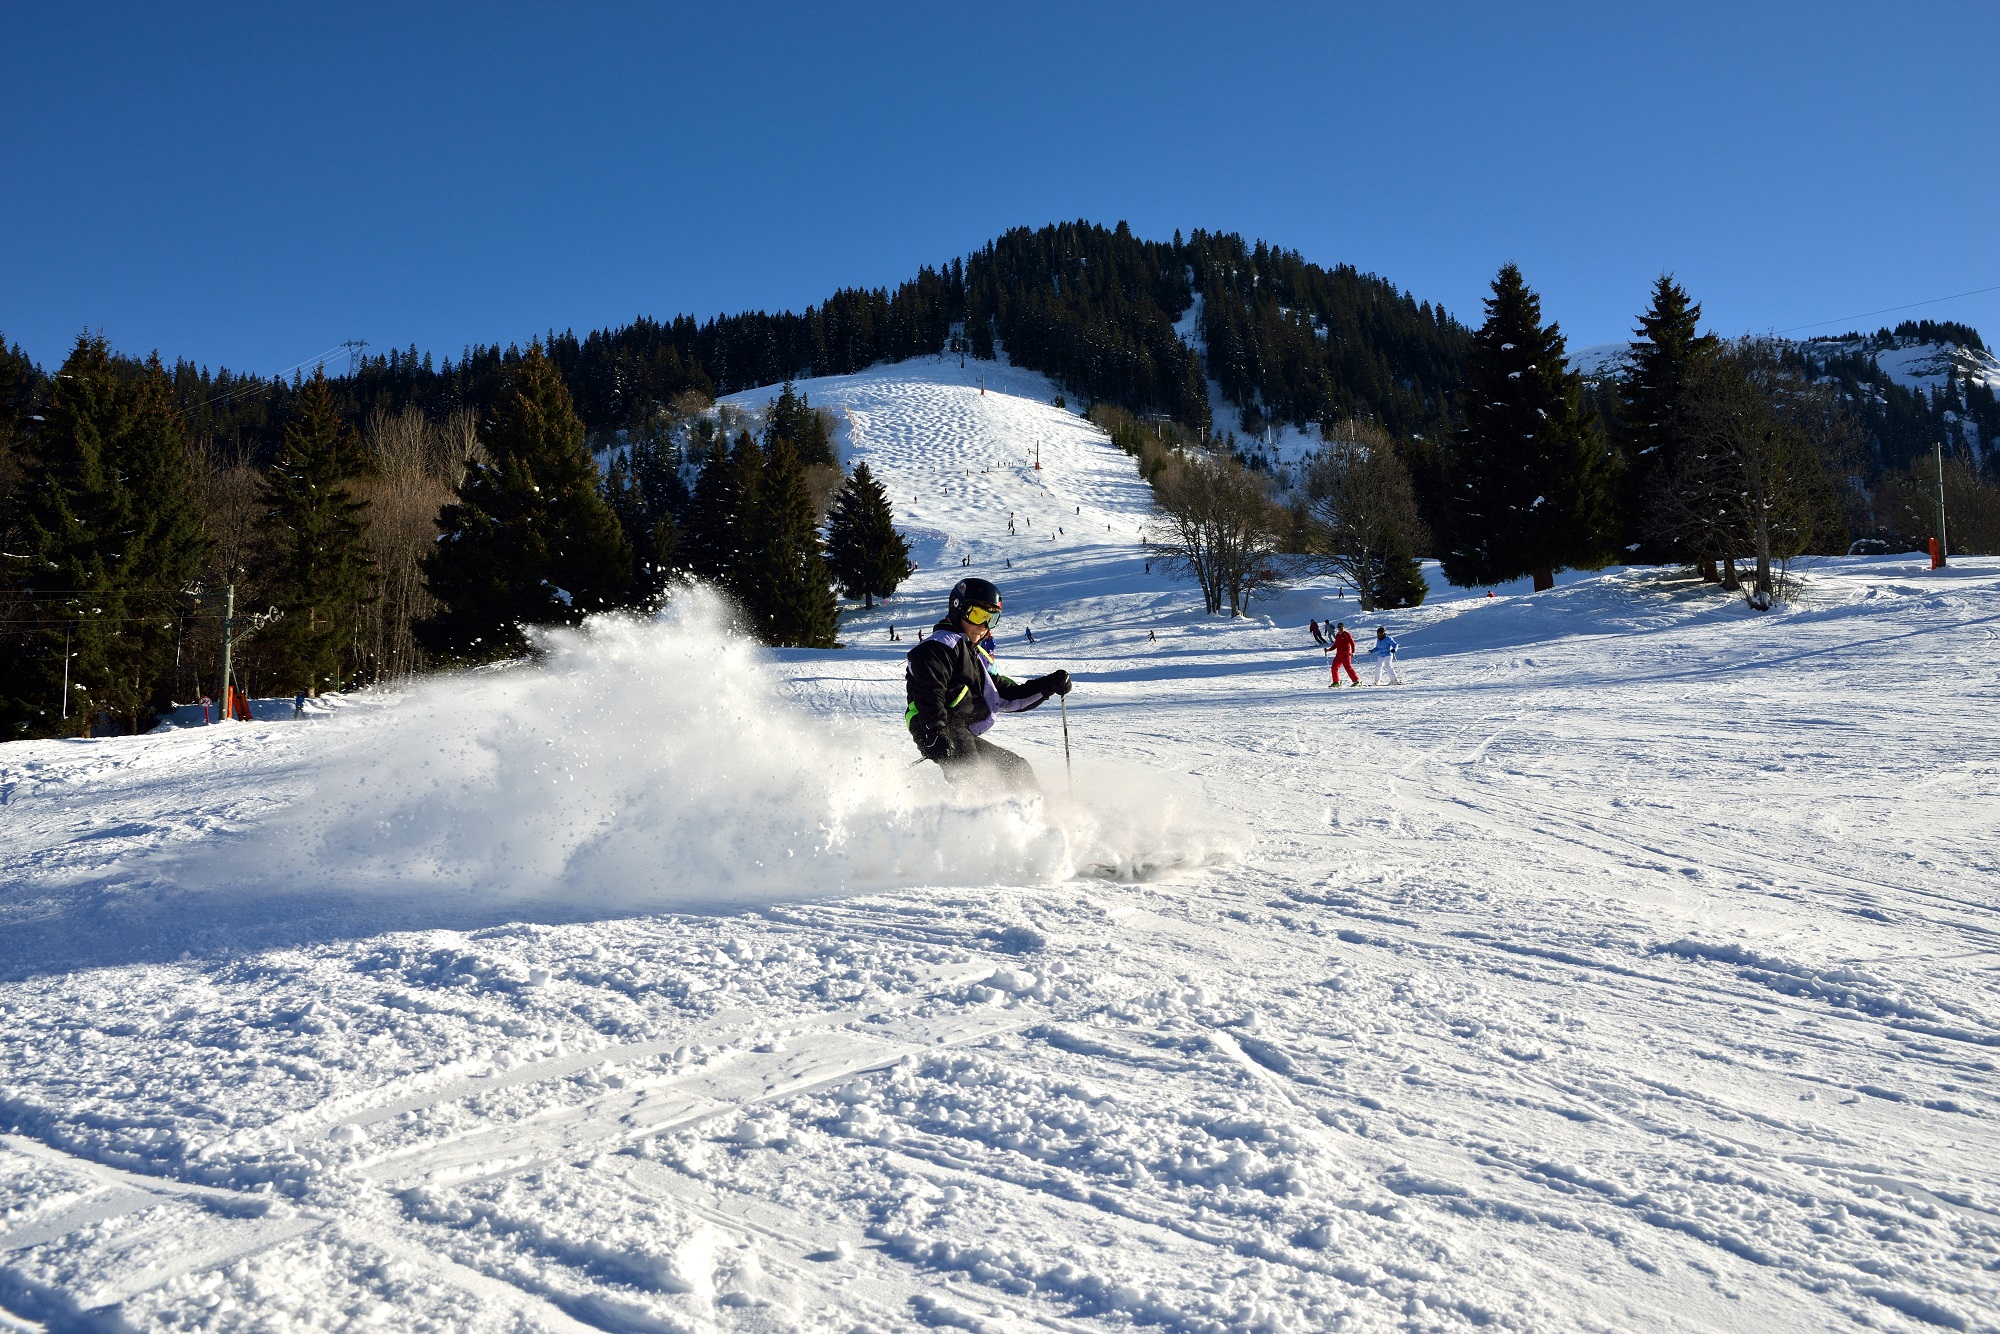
[962,603,1002,626]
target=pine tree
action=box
[763,380,834,467]
[605,444,682,604]
[418,343,632,663]
[824,461,913,608]
[723,431,764,599]
[680,436,743,585]
[1370,529,1428,609]
[0,336,205,736]
[738,438,837,647]
[0,335,37,557]
[255,370,374,692]
[628,427,688,522]
[1440,265,1615,590]
[1616,276,1718,561]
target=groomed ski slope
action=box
[1,356,1998,1332]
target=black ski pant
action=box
[925,725,1041,795]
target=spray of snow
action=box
[172,587,1232,910]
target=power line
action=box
[187,340,367,414]
[1776,283,2000,336]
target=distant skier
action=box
[1329,622,1359,687]
[1023,625,1034,644]
[1369,626,1402,685]
[906,577,1072,793]
[1309,618,1326,647]
[293,690,307,720]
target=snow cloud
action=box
[171,587,1228,912]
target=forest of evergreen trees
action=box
[0,223,1478,475]
[3,220,1995,737]
[0,335,908,739]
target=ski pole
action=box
[1059,691,1073,797]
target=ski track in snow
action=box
[1,353,1997,1330]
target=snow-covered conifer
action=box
[1441,264,1614,590]
[255,370,374,693]
[2,336,205,736]
[738,437,837,647]
[824,461,912,609]
[417,343,631,663]
[1616,275,1718,563]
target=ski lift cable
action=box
[1776,283,2000,336]
[186,342,362,414]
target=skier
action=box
[1369,625,1402,685]
[1024,625,1034,644]
[293,690,307,720]
[1309,618,1326,647]
[905,577,1072,793]
[1329,621,1359,687]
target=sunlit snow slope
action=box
[1,356,1997,1332]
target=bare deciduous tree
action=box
[352,407,481,681]
[1654,340,1843,609]
[1298,420,1430,610]
[194,436,265,583]
[1152,449,1285,616]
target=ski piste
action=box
[1,356,1995,1330]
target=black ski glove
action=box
[915,727,951,761]
[1041,669,1073,697]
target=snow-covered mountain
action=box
[1802,333,2000,397]
[1569,341,1636,380]
[1573,333,2000,396]
[2,366,1997,1330]
[1574,330,2000,468]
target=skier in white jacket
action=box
[1370,626,1402,685]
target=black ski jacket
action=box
[905,620,1056,758]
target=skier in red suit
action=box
[1328,621,1359,687]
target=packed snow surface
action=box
[3,355,1999,1331]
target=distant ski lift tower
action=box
[341,340,368,374]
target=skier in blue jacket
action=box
[1369,626,1402,685]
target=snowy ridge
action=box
[1,363,1998,1330]
[1575,332,2000,402]
[1801,334,2000,397]
[1571,341,1636,380]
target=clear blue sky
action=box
[5,2,1997,376]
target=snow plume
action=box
[1042,760,1244,881]
[175,587,1228,910]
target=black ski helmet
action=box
[948,577,1002,621]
